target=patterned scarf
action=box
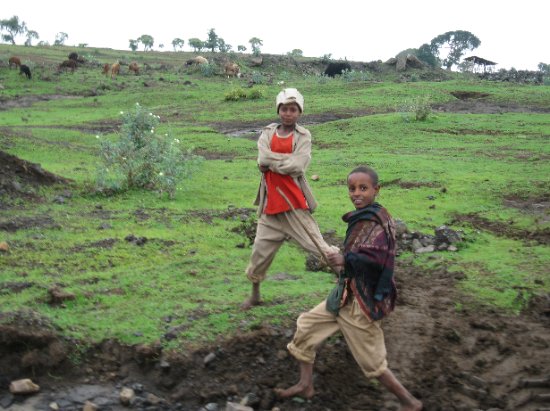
[326,203,397,320]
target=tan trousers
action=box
[245,209,338,283]
[287,297,388,378]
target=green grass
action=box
[1,43,549,346]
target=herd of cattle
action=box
[6,53,242,81]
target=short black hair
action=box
[348,166,379,186]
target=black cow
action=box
[68,52,78,61]
[324,62,351,77]
[19,64,31,80]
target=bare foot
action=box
[400,399,423,411]
[240,297,262,311]
[274,382,315,399]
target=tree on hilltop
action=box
[430,30,481,70]
[188,38,205,52]
[205,28,219,52]
[172,38,184,51]
[249,37,263,56]
[0,15,27,45]
[129,39,139,52]
[54,32,68,46]
[24,30,39,47]
[138,34,154,51]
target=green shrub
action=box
[398,96,432,122]
[224,87,264,101]
[224,88,248,101]
[251,71,265,84]
[200,62,217,77]
[96,103,203,198]
[341,69,369,82]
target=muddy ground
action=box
[1,91,550,410]
[1,261,549,411]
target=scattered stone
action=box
[49,401,59,410]
[311,174,319,181]
[0,393,14,408]
[447,245,458,252]
[204,352,216,366]
[48,286,76,305]
[226,402,253,411]
[98,223,112,230]
[83,400,98,411]
[53,195,66,204]
[119,387,135,406]
[415,245,435,254]
[204,403,219,411]
[145,393,162,405]
[0,241,9,252]
[435,225,462,244]
[9,378,40,394]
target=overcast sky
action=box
[3,0,548,71]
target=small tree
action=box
[237,45,246,52]
[138,34,154,51]
[129,39,139,52]
[288,49,303,57]
[217,38,232,53]
[0,16,27,44]
[249,37,263,56]
[24,30,39,46]
[96,103,203,198]
[415,43,438,67]
[54,32,68,46]
[188,37,204,52]
[430,30,481,70]
[205,28,219,52]
[537,62,550,76]
[172,37,184,51]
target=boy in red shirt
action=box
[241,88,339,309]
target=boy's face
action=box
[347,172,380,209]
[278,103,301,127]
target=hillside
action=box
[1,44,549,411]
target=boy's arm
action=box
[258,131,312,177]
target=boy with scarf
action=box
[275,166,422,411]
[241,88,339,310]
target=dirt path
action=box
[1,260,549,411]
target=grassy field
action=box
[1,44,549,349]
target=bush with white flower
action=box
[96,103,203,198]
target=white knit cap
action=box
[276,88,304,113]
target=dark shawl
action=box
[326,203,397,320]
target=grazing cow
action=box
[19,65,32,80]
[68,52,78,61]
[224,62,241,78]
[58,59,77,73]
[110,62,120,79]
[102,63,110,76]
[128,62,139,75]
[324,61,351,77]
[9,56,21,69]
[186,56,208,66]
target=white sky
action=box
[3,0,548,71]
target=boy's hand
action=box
[326,251,344,269]
[258,164,269,172]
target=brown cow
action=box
[58,59,77,73]
[9,56,21,69]
[224,62,241,78]
[102,63,110,76]
[128,62,139,75]
[110,62,120,79]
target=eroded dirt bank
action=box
[1,261,549,411]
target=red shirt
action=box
[264,133,308,214]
